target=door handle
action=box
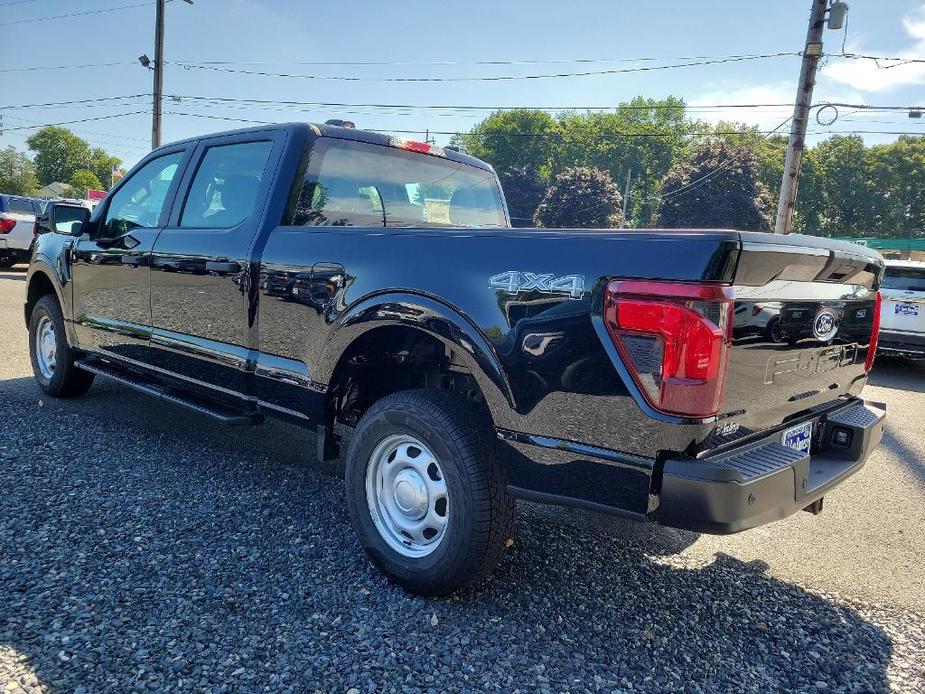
[121,255,145,267]
[205,260,241,273]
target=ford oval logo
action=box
[812,309,839,341]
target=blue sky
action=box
[2,0,924,170]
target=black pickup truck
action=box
[26,122,886,594]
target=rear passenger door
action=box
[148,130,283,396]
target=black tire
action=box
[29,294,95,397]
[344,389,515,595]
[765,317,783,343]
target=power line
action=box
[164,110,925,139]
[173,52,801,68]
[167,94,791,113]
[169,52,801,82]
[0,94,151,109]
[0,0,40,5]
[0,1,150,27]
[2,111,151,132]
[0,62,133,73]
[838,52,925,68]
[2,115,153,153]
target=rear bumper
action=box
[878,330,925,356]
[658,399,886,534]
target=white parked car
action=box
[878,259,925,358]
[0,194,44,268]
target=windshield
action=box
[881,266,925,291]
[287,137,507,229]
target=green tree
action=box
[867,136,925,238]
[25,126,92,185]
[812,135,876,237]
[454,109,560,177]
[534,167,624,228]
[88,148,122,190]
[554,97,692,227]
[67,169,104,197]
[0,146,40,195]
[499,165,547,226]
[654,140,773,231]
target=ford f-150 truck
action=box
[26,122,886,594]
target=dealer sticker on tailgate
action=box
[781,421,812,455]
[895,302,919,316]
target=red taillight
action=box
[389,137,446,157]
[864,291,882,372]
[604,280,734,419]
[0,218,15,234]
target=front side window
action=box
[103,152,183,237]
[287,138,506,229]
[180,141,273,229]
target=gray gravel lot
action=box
[1,265,923,693]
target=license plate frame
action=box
[781,421,813,456]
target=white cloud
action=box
[822,4,925,92]
[689,82,798,129]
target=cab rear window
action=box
[286,138,506,229]
[882,267,925,291]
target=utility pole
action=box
[151,0,165,149]
[775,0,846,234]
[622,170,632,225]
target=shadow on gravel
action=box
[868,356,925,394]
[0,377,895,692]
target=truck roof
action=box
[163,121,495,173]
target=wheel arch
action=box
[24,263,64,325]
[318,292,516,429]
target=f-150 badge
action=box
[489,271,585,300]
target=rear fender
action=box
[317,292,516,429]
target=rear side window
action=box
[882,267,925,291]
[7,197,35,215]
[286,138,506,229]
[181,141,273,229]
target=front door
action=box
[147,132,281,396]
[71,148,190,365]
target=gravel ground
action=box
[1,266,924,692]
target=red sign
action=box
[87,189,107,202]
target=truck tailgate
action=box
[723,233,882,434]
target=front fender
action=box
[25,244,75,344]
[316,292,517,429]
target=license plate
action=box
[781,421,812,455]
[895,303,919,316]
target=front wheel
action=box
[29,295,95,397]
[344,390,514,595]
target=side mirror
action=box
[46,203,91,236]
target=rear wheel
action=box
[29,295,95,397]
[344,389,514,595]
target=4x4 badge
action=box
[489,270,585,299]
